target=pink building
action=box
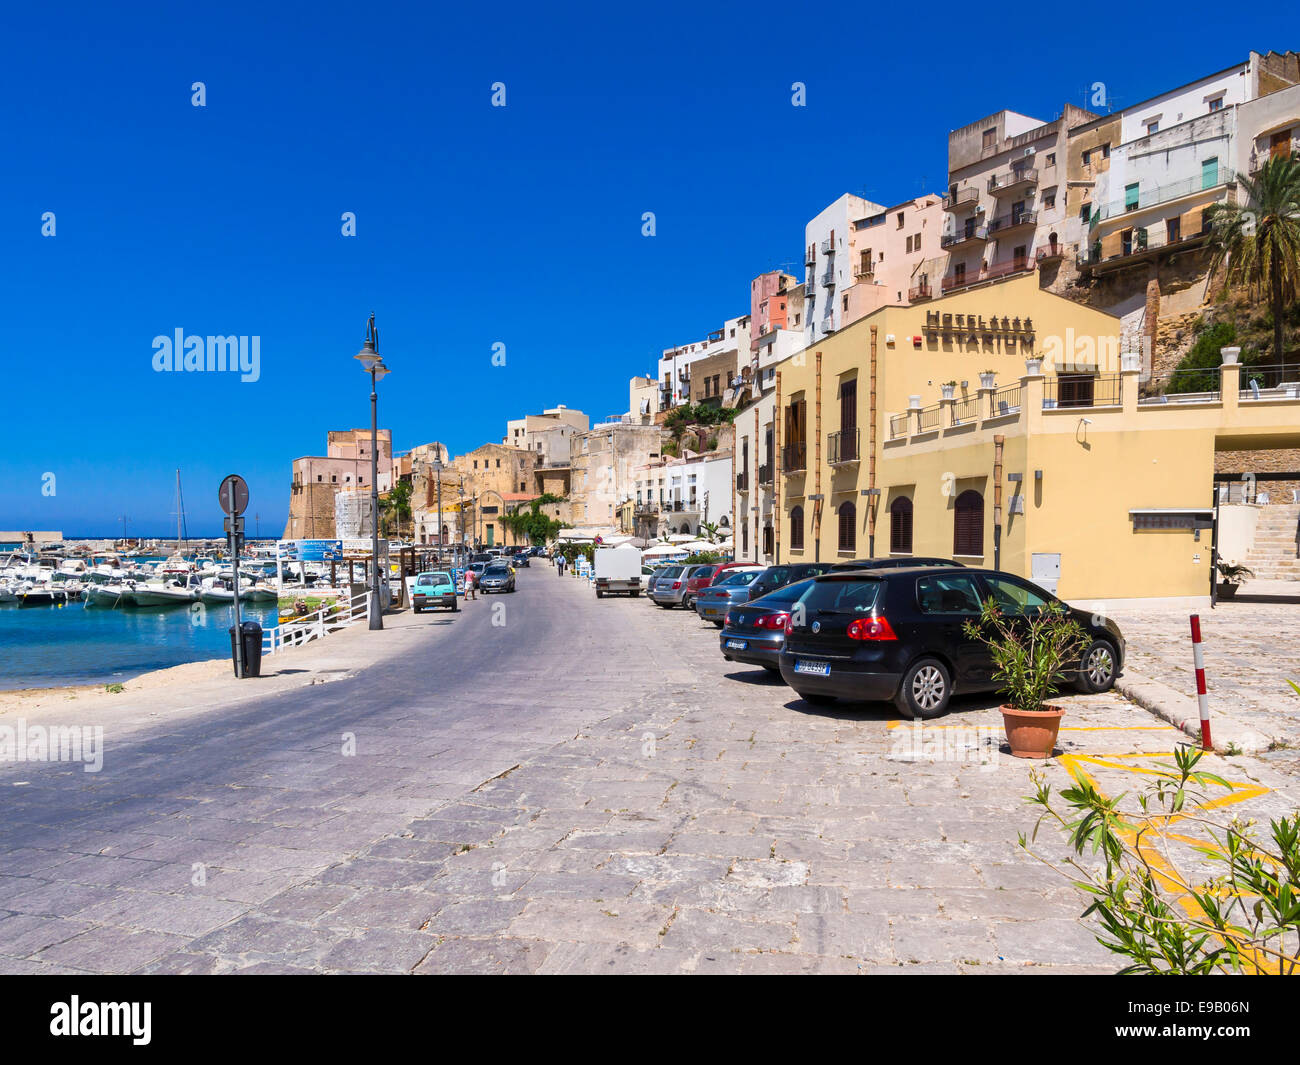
[750,271,798,353]
[841,194,945,326]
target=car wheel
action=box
[713,621,723,629]
[895,657,952,720]
[1077,639,1118,693]
[596,589,604,598]
[451,601,458,612]
[413,606,422,614]
[802,692,837,706]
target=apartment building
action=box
[569,422,667,533]
[750,271,799,354]
[1066,53,1300,363]
[633,449,735,539]
[658,315,750,410]
[941,105,1097,300]
[283,428,393,539]
[843,195,945,316]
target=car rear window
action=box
[660,566,683,578]
[428,572,451,584]
[802,578,883,614]
[485,565,509,575]
[716,570,759,587]
[754,576,817,605]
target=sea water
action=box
[0,600,283,690]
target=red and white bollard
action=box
[1189,614,1212,751]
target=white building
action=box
[657,315,750,410]
[803,194,884,345]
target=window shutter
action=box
[953,491,984,556]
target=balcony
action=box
[827,428,860,465]
[736,470,749,491]
[1035,241,1068,263]
[853,263,875,280]
[987,167,1038,197]
[782,442,807,472]
[634,502,659,516]
[805,245,817,266]
[908,281,934,302]
[986,209,1037,237]
[941,224,989,249]
[942,257,1036,293]
[1078,224,1213,274]
[943,186,980,212]
[820,269,836,287]
[1091,168,1237,225]
[1042,373,1122,409]
[758,463,772,485]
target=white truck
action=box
[594,546,642,598]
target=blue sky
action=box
[2,2,1292,536]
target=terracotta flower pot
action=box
[1000,704,1066,759]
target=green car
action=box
[412,571,458,613]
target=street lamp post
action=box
[434,457,444,559]
[355,314,389,631]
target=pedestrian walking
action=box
[465,567,477,600]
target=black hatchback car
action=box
[778,567,1124,719]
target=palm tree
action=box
[1205,154,1300,365]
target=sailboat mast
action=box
[176,469,182,551]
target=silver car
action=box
[649,564,709,609]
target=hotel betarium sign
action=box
[925,310,1034,350]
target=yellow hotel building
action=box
[771,273,1300,603]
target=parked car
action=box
[696,568,764,626]
[709,561,766,584]
[639,565,656,592]
[411,570,458,613]
[649,564,713,609]
[744,563,838,604]
[831,556,963,571]
[646,565,683,598]
[779,567,1125,719]
[471,553,493,565]
[719,576,820,672]
[680,564,720,610]
[478,563,516,594]
[512,552,531,568]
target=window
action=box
[953,490,984,557]
[889,497,913,553]
[1043,191,1056,210]
[1208,96,1223,113]
[896,212,905,228]
[1125,183,1140,211]
[984,576,1050,615]
[1146,120,1159,135]
[837,501,857,553]
[916,573,983,615]
[1166,216,1181,243]
[982,128,997,151]
[742,519,749,554]
[1058,373,1096,407]
[789,506,804,549]
[1045,152,1056,166]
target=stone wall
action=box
[1215,449,1300,504]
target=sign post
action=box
[219,475,250,679]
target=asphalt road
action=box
[0,565,665,973]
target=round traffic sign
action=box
[218,474,249,516]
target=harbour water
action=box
[0,599,282,690]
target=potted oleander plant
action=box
[964,599,1088,759]
[1215,560,1254,600]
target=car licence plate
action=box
[794,659,830,676]
[726,639,746,650]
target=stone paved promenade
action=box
[1,568,1297,974]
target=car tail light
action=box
[754,612,790,630]
[847,616,898,641]
[724,611,732,626]
[672,581,681,589]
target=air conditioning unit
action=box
[1024,147,1036,156]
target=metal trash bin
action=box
[229,620,264,677]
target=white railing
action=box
[262,589,371,655]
